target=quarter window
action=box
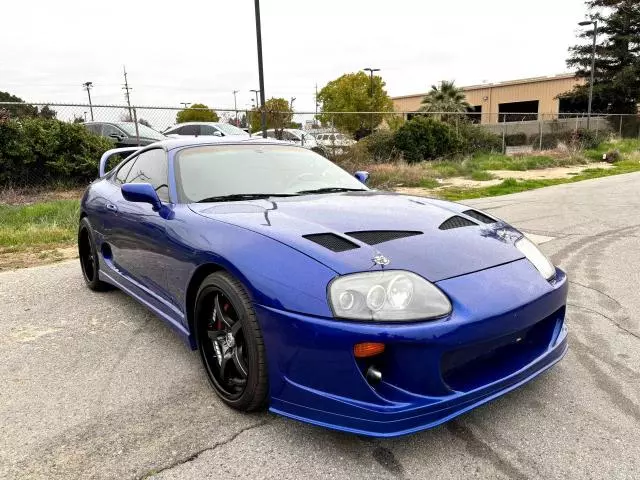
[199,125,219,135]
[125,149,170,202]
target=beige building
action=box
[393,74,584,124]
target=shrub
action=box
[457,123,502,153]
[360,130,397,163]
[394,117,460,162]
[0,117,113,187]
[504,132,528,146]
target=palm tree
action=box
[419,81,470,120]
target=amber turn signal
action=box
[353,342,385,358]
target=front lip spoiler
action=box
[269,336,568,438]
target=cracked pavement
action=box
[1,172,639,479]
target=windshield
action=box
[175,145,367,203]
[117,123,166,140]
[215,123,249,136]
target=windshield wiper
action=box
[196,193,296,203]
[295,187,367,195]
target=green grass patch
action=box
[584,138,640,161]
[0,199,80,248]
[467,170,496,181]
[439,160,640,201]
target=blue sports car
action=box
[79,137,568,437]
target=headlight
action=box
[329,271,451,321]
[516,236,556,280]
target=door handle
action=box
[105,203,118,213]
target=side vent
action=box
[346,230,422,245]
[463,209,496,224]
[303,233,360,252]
[439,216,477,230]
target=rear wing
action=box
[99,147,141,177]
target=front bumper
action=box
[257,259,568,437]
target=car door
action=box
[108,148,172,298]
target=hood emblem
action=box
[372,254,390,266]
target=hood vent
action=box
[346,230,422,245]
[303,233,360,252]
[463,209,495,224]
[439,216,477,230]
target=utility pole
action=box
[363,67,380,135]
[122,66,133,120]
[82,82,94,121]
[315,83,319,119]
[180,102,191,109]
[254,0,267,138]
[233,90,239,125]
[290,97,296,110]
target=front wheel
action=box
[194,272,268,411]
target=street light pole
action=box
[579,19,598,130]
[254,0,267,138]
[82,82,94,121]
[363,67,380,135]
[233,90,239,125]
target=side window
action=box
[199,125,218,135]
[164,127,178,135]
[125,149,170,202]
[115,158,136,184]
[178,125,199,136]
[265,130,276,139]
[86,124,101,135]
[103,124,123,138]
[282,131,298,142]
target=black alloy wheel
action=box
[195,272,268,411]
[78,217,109,291]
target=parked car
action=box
[81,137,568,437]
[163,122,249,138]
[84,122,166,147]
[251,128,327,156]
[314,132,356,155]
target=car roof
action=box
[165,122,227,128]
[141,136,298,152]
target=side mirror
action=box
[109,133,124,141]
[213,131,223,137]
[121,183,162,211]
[354,171,370,185]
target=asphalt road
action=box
[2,173,639,480]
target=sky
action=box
[1,0,590,114]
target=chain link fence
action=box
[1,101,639,188]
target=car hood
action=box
[188,192,525,282]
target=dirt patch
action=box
[488,162,613,181]
[0,244,77,271]
[0,187,85,206]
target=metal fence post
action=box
[539,118,543,151]
[502,117,507,154]
[132,108,140,146]
[619,115,623,138]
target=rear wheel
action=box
[78,217,110,291]
[195,272,268,411]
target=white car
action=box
[251,128,327,156]
[314,132,356,155]
[163,122,249,138]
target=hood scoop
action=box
[345,230,422,245]
[439,215,477,230]
[303,233,360,252]
[462,209,496,224]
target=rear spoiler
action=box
[99,147,141,177]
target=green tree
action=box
[176,103,220,123]
[419,81,470,120]
[316,72,393,136]
[0,91,39,118]
[565,0,640,120]
[249,97,293,135]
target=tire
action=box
[194,271,268,411]
[78,217,110,291]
